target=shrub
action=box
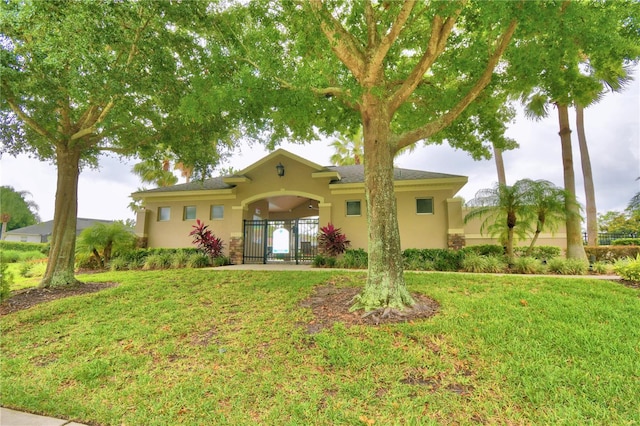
[511,257,545,274]
[590,261,613,275]
[0,261,12,302]
[461,252,489,273]
[187,252,212,268]
[584,246,640,262]
[212,256,230,267]
[484,255,508,273]
[190,219,224,259]
[548,258,588,275]
[613,255,640,281]
[143,253,173,270]
[514,245,561,260]
[611,238,640,246]
[464,244,504,257]
[313,254,328,267]
[171,250,191,269]
[0,241,48,254]
[0,250,21,263]
[318,223,350,257]
[339,248,367,269]
[109,257,130,271]
[402,248,464,271]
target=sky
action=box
[1,76,638,225]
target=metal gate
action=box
[243,218,319,264]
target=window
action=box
[183,206,197,220]
[210,205,224,220]
[416,198,434,214]
[346,200,361,216]
[158,207,171,221]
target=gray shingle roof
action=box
[326,165,465,184]
[133,164,465,195]
[6,218,114,236]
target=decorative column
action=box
[446,198,466,250]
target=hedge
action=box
[584,246,640,262]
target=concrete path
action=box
[0,408,86,426]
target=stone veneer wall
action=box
[448,233,466,250]
[229,236,243,265]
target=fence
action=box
[583,232,638,246]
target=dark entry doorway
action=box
[243,218,319,264]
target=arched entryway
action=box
[240,193,323,264]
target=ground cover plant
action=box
[1,269,639,425]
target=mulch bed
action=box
[299,285,440,333]
[0,282,118,315]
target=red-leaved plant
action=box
[318,223,350,257]
[189,219,224,259]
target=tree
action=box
[0,186,40,231]
[191,0,639,311]
[132,158,179,188]
[516,1,640,261]
[76,221,136,269]
[1,1,231,287]
[330,127,364,166]
[464,182,532,260]
[518,179,574,254]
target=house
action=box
[3,218,114,243]
[132,149,470,264]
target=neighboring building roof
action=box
[6,218,114,237]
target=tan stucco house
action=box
[132,149,473,264]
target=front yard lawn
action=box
[1,270,638,425]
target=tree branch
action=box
[388,4,464,114]
[368,0,416,81]
[395,19,518,151]
[3,91,54,141]
[308,0,366,82]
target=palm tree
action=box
[464,181,533,260]
[330,126,414,166]
[132,158,178,187]
[76,222,136,268]
[518,179,575,254]
[575,64,632,246]
[330,127,364,166]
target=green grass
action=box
[1,270,639,425]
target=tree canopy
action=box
[0,0,237,286]
[0,185,40,231]
[184,0,640,310]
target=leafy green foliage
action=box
[511,257,546,275]
[614,255,640,281]
[0,260,12,302]
[0,186,40,231]
[189,219,224,259]
[338,248,368,269]
[548,258,589,275]
[611,238,640,246]
[514,245,561,260]
[585,246,640,263]
[463,245,505,257]
[0,241,48,254]
[318,223,351,257]
[76,222,136,269]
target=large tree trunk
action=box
[351,102,415,312]
[557,104,588,262]
[493,142,507,186]
[40,145,82,288]
[575,104,598,247]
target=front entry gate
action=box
[243,218,319,264]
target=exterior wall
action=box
[462,208,568,252]
[3,234,43,243]
[142,198,235,251]
[397,189,452,249]
[326,192,369,251]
